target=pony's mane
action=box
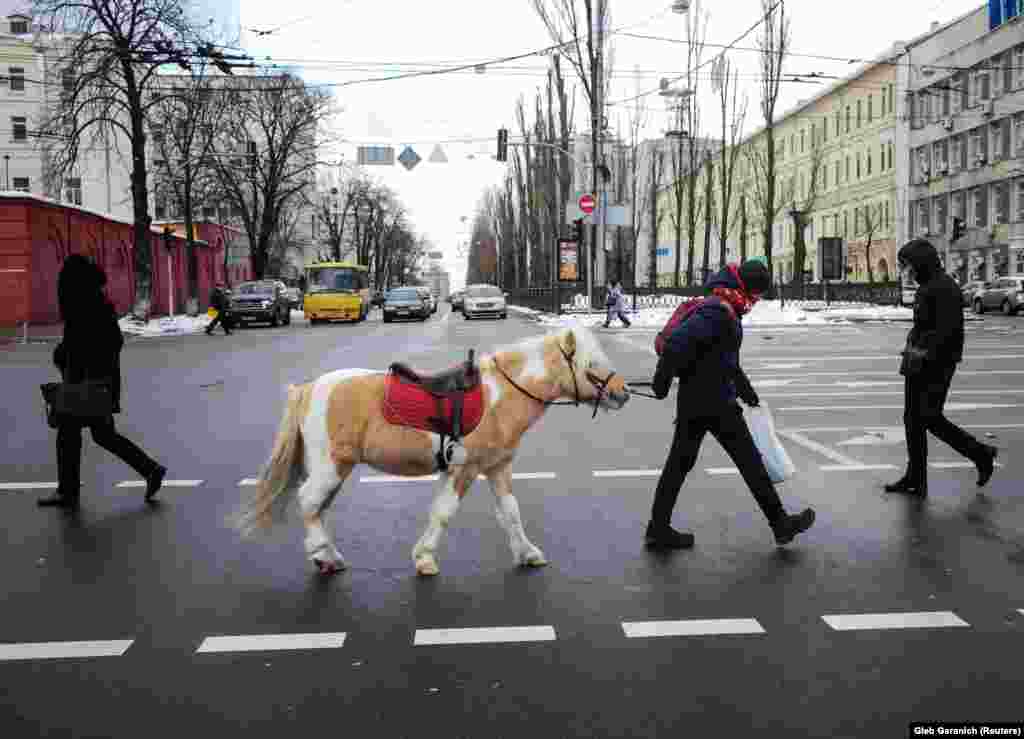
[486,326,610,370]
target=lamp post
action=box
[3,155,9,190]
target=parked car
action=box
[449,290,465,311]
[230,280,292,327]
[973,277,1024,315]
[416,286,437,314]
[383,287,431,322]
[283,286,303,310]
[371,290,386,308]
[462,283,507,320]
[960,280,987,308]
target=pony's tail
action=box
[235,382,313,536]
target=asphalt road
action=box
[1,305,1022,738]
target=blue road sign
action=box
[397,146,422,171]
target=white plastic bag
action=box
[744,404,797,484]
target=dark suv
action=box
[230,280,292,327]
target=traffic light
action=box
[572,218,584,244]
[951,216,965,243]
[496,128,508,162]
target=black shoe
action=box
[644,522,695,549]
[883,477,928,497]
[145,465,166,502]
[37,492,79,510]
[975,445,997,487]
[771,508,816,546]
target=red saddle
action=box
[383,352,484,439]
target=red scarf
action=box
[710,264,759,316]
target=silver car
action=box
[973,277,1024,315]
[960,280,987,308]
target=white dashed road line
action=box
[360,474,440,483]
[706,467,740,475]
[238,478,260,486]
[0,482,58,490]
[0,639,133,661]
[820,464,898,472]
[196,633,348,654]
[622,619,766,638]
[116,479,203,488]
[821,612,969,631]
[593,469,661,478]
[776,403,1024,412]
[413,626,557,646]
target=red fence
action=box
[0,195,252,326]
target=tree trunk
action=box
[739,195,748,262]
[702,159,714,281]
[126,85,152,313]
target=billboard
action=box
[819,237,844,281]
[558,238,580,282]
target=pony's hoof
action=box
[415,557,440,577]
[519,549,549,568]
[314,559,345,577]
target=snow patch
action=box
[119,314,212,337]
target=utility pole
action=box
[588,0,606,314]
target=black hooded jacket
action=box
[53,255,124,413]
[899,239,964,366]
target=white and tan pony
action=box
[236,327,630,576]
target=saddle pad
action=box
[382,374,485,438]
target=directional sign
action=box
[428,144,448,163]
[578,194,596,214]
[397,146,422,171]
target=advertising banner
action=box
[558,238,580,282]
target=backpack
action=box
[654,296,736,356]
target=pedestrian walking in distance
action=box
[885,239,998,497]
[648,259,815,549]
[38,255,166,510]
[206,282,232,335]
[603,279,631,328]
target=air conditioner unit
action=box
[942,118,954,131]
[983,100,995,117]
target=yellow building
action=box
[660,45,905,285]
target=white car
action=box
[462,284,508,320]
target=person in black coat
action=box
[647,259,815,549]
[205,282,232,335]
[884,239,998,497]
[38,255,167,509]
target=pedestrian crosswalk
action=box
[0,609,1016,662]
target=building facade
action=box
[901,3,1024,284]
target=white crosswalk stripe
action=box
[622,619,765,638]
[414,626,556,646]
[821,612,969,631]
[0,640,133,661]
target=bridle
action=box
[493,343,619,419]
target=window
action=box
[9,17,28,34]
[994,182,1010,225]
[843,211,848,237]
[867,150,872,176]
[1015,248,1024,276]
[823,116,828,143]
[61,69,74,94]
[993,118,1011,160]
[789,134,794,155]
[888,142,894,170]
[856,153,862,179]
[1016,113,1024,156]
[868,95,873,122]
[800,129,805,153]
[918,200,930,234]
[1018,179,1024,221]
[971,187,988,227]
[950,135,964,172]
[834,160,840,187]
[845,106,851,133]
[969,127,987,165]
[202,205,215,219]
[935,194,948,233]
[845,156,850,180]
[916,147,930,180]
[889,84,895,114]
[885,199,891,229]
[835,110,840,137]
[12,176,29,191]
[933,139,948,172]
[993,55,1004,98]
[952,190,966,221]
[8,66,24,92]
[972,67,990,106]
[857,100,862,128]
[1017,46,1024,89]
[951,73,966,113]
[154,193,167,220]
[11,116,26,141]
[63,177,81,206]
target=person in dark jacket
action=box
[646,259,815,549]
[885,239,997,497]
[38,255,167,510]
[205,282,233,335]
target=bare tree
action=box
[701,153,715,281]
[853,201,884,283]
[307,164,371,262]
[753,0,790,279]
[212,73,332,279]
[785,140,826,284]
[713,54,748,268]
[647,148,666,287]
[35,0,196,311]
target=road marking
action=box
[0,640,133,661]
[706,467,740,475]
[820,464,899,472]
[238,478,260,486]
[622,619,765,638]
[196,633,347,653]
[0,482,58,490]
[750,354,1024,362]
[781,423,1024,433]
[115,479,203,488]
[593,469,661,478]
[509,472,557,480]
[360,474,441,483]
[777,430,865,467]
[763,390,1024,398]
[750,370,1024,379]
[776,403,1024,412]
[821,612,969,631]
[928,461,1003,469]
[413,626,556,646]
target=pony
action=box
[236,326,630,577]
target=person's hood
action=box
[898,239,943,283]
[705,265,742,291]
[705,264,756,316]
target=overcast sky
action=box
[238,0,984,287]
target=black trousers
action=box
[57,417,157,497]
[903,364,985,482]
[651,402,786,527]
[206,310,232,334]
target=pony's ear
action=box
[562,329,577,356]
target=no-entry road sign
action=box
[578,194,596,214]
